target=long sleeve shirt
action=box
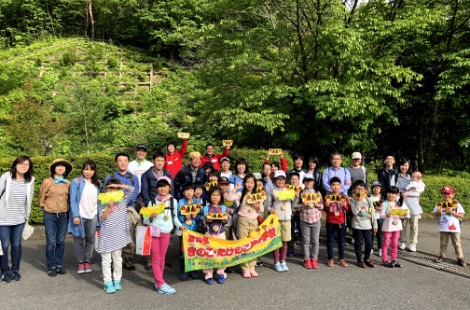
[349,197,377,230]
[104,171,140,208]
[321,166,351,194]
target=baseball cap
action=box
[303,173,315,182]
[253,172,263,180]
[189,151,201,159]
[274,170,286,179]
[441,186,455,194]
[218,177,230,184]
[136,144,148,151]
[220,157,230,163]
[371,181,382,188]
[352,152,362,160]
[157,176,172,186]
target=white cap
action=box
[253,172,263,180]
[274,170,286,179]
[352,152,362,160]
[303,173,315,181]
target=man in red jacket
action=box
[165,138,188,178]
[199,143,230,171]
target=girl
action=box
[203,186,229,284]
[296,173,323,269]
[231,158,249,193]
[143,176,185,295]
[0,156,35,283]
[395,158,412,250]
[381,186,410,268]
[267,171,293,272]
[96,178,134,293]
[306,156,322,193]
[39,159,73,277]
[403,171,426,252]
[237,173,263,277]
[369,181,384,257]
[68,160,101,274]
[349,180,377,268]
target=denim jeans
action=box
[44,212,68,269]
[0,223,25,273]
[326,222,346,260]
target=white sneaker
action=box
[377,249,382,257]
[399,242,407,250]
[370,249,374,256]
[408,243,417,252]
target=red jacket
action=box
[165,139,188,178]
[200,148,230,171]
[264,157,288,172]
[323,194,349,224]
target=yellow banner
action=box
[183,215,282,271]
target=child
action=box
[237,173,263,277]
[324,177,349,267]
[267,171,294,272]
[254,172,267,266]
[96,179,134,294]
[143,176,185,295]
[349,180,377,268]
[369,181,384,257]
[296,173,323,269]
[433,186,466,266]
[402,171,426,252]
[287,172,302,257]
[381,186,409,268]
[193,182,206,206]
[177,183,200,281]
[202,186,229,284]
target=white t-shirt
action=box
[79,182,98,219]
[433,202,465,233]
[127,160,153,193]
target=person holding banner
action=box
[237,173,263,278]
[202,186,229,284]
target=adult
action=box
[306,156,322,193]
[262,163,274,194]
[0,156,35,283]
[174,152,206,199]
[104,153,140,271]
[39,159,73,277]
[200,143,230,171]
[165,138,188,178]
[127,144,153,210]
[321,152,352,195]
[230,158,249,193]
[377,154,399,198]
[346,152,368,195]
[220,157,234,191]
[141,152,172,207]
[264,152,287,173]
[287,154,307,185]
[68,160,101,274]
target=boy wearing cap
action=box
[433,186,466,267]
[200,143,230,171]
[174,152,206,199]
[165,137,188,178]
[346,152,368,195]
[369,181,384,257]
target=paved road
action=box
[3,220,470,310]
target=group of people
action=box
[0,141,466,296]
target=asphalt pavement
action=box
[2,219,470,310]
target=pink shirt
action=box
[238,194,264,219]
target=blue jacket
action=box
[174,165,206,199]
[141,167,173,206]
[104,171,139,207]
[67,177,101,238]
[177,197,202,231]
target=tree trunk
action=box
[88,1,95,40]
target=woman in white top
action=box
[0,156,35,283]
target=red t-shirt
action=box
[323,194,349,224]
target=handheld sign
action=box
[180,204,202,216]
[222,140,233,147]
[177,132,190,139]
[204,182,218,192]
[268,148,283,155]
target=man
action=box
[104,153,140,271]
[346,152,368,195]
[141,151,173,207]
[321,152,352,195]
[127,144,154,210]
[287,154,307,185]
[165,137,188,178]
[220,157,234,191]
[199,143,230,171]
[174,152,206,199]
[378,154,399,198]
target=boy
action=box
[324,177,349,267]
[377,154,398,199]
[287,172,302,257]
[433,186,466,267]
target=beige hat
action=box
[49,159,74,177]
[352,152,362,160]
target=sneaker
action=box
[156,283,176,295]
[190,271,199,280]
[256,259,263,267]
[205,278,214,285]
[392,261,402,268]
[145,263,152,271]
[48,268,57,277]
[280,261,289,272]
[338,259,349,267]
[365,259,375,268]
[377,249,382,257]
[84,262,92,273]
[180,273,188,281]
[12,270,21,282]
[370,249,374,256]
[217,274,225,284]
[383,261,394,268]
[457,258,466,267]
[113,279,122,290]
[399,242,407,250]
[357,261,367,268]
[104,281,116,294]
[56,267,67,275]
[435,255,446,263]
[274,262,283,272]
[77,263,86,274]
[304,259,312,269]
[250,270,259,277]
[2,271,12,283]
[327,259,335,267]
[311,258,319,269]
[408,243,417,252]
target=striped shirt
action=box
[0,180,27,226]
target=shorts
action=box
[280,220,292,242]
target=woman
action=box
[39,159,73,277]
[0,156,35,283]
[231,158,249,193]
[306,155,322,193]
[68,160,100,274]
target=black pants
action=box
[353,229,372,262]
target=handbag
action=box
[22,223,34,240]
